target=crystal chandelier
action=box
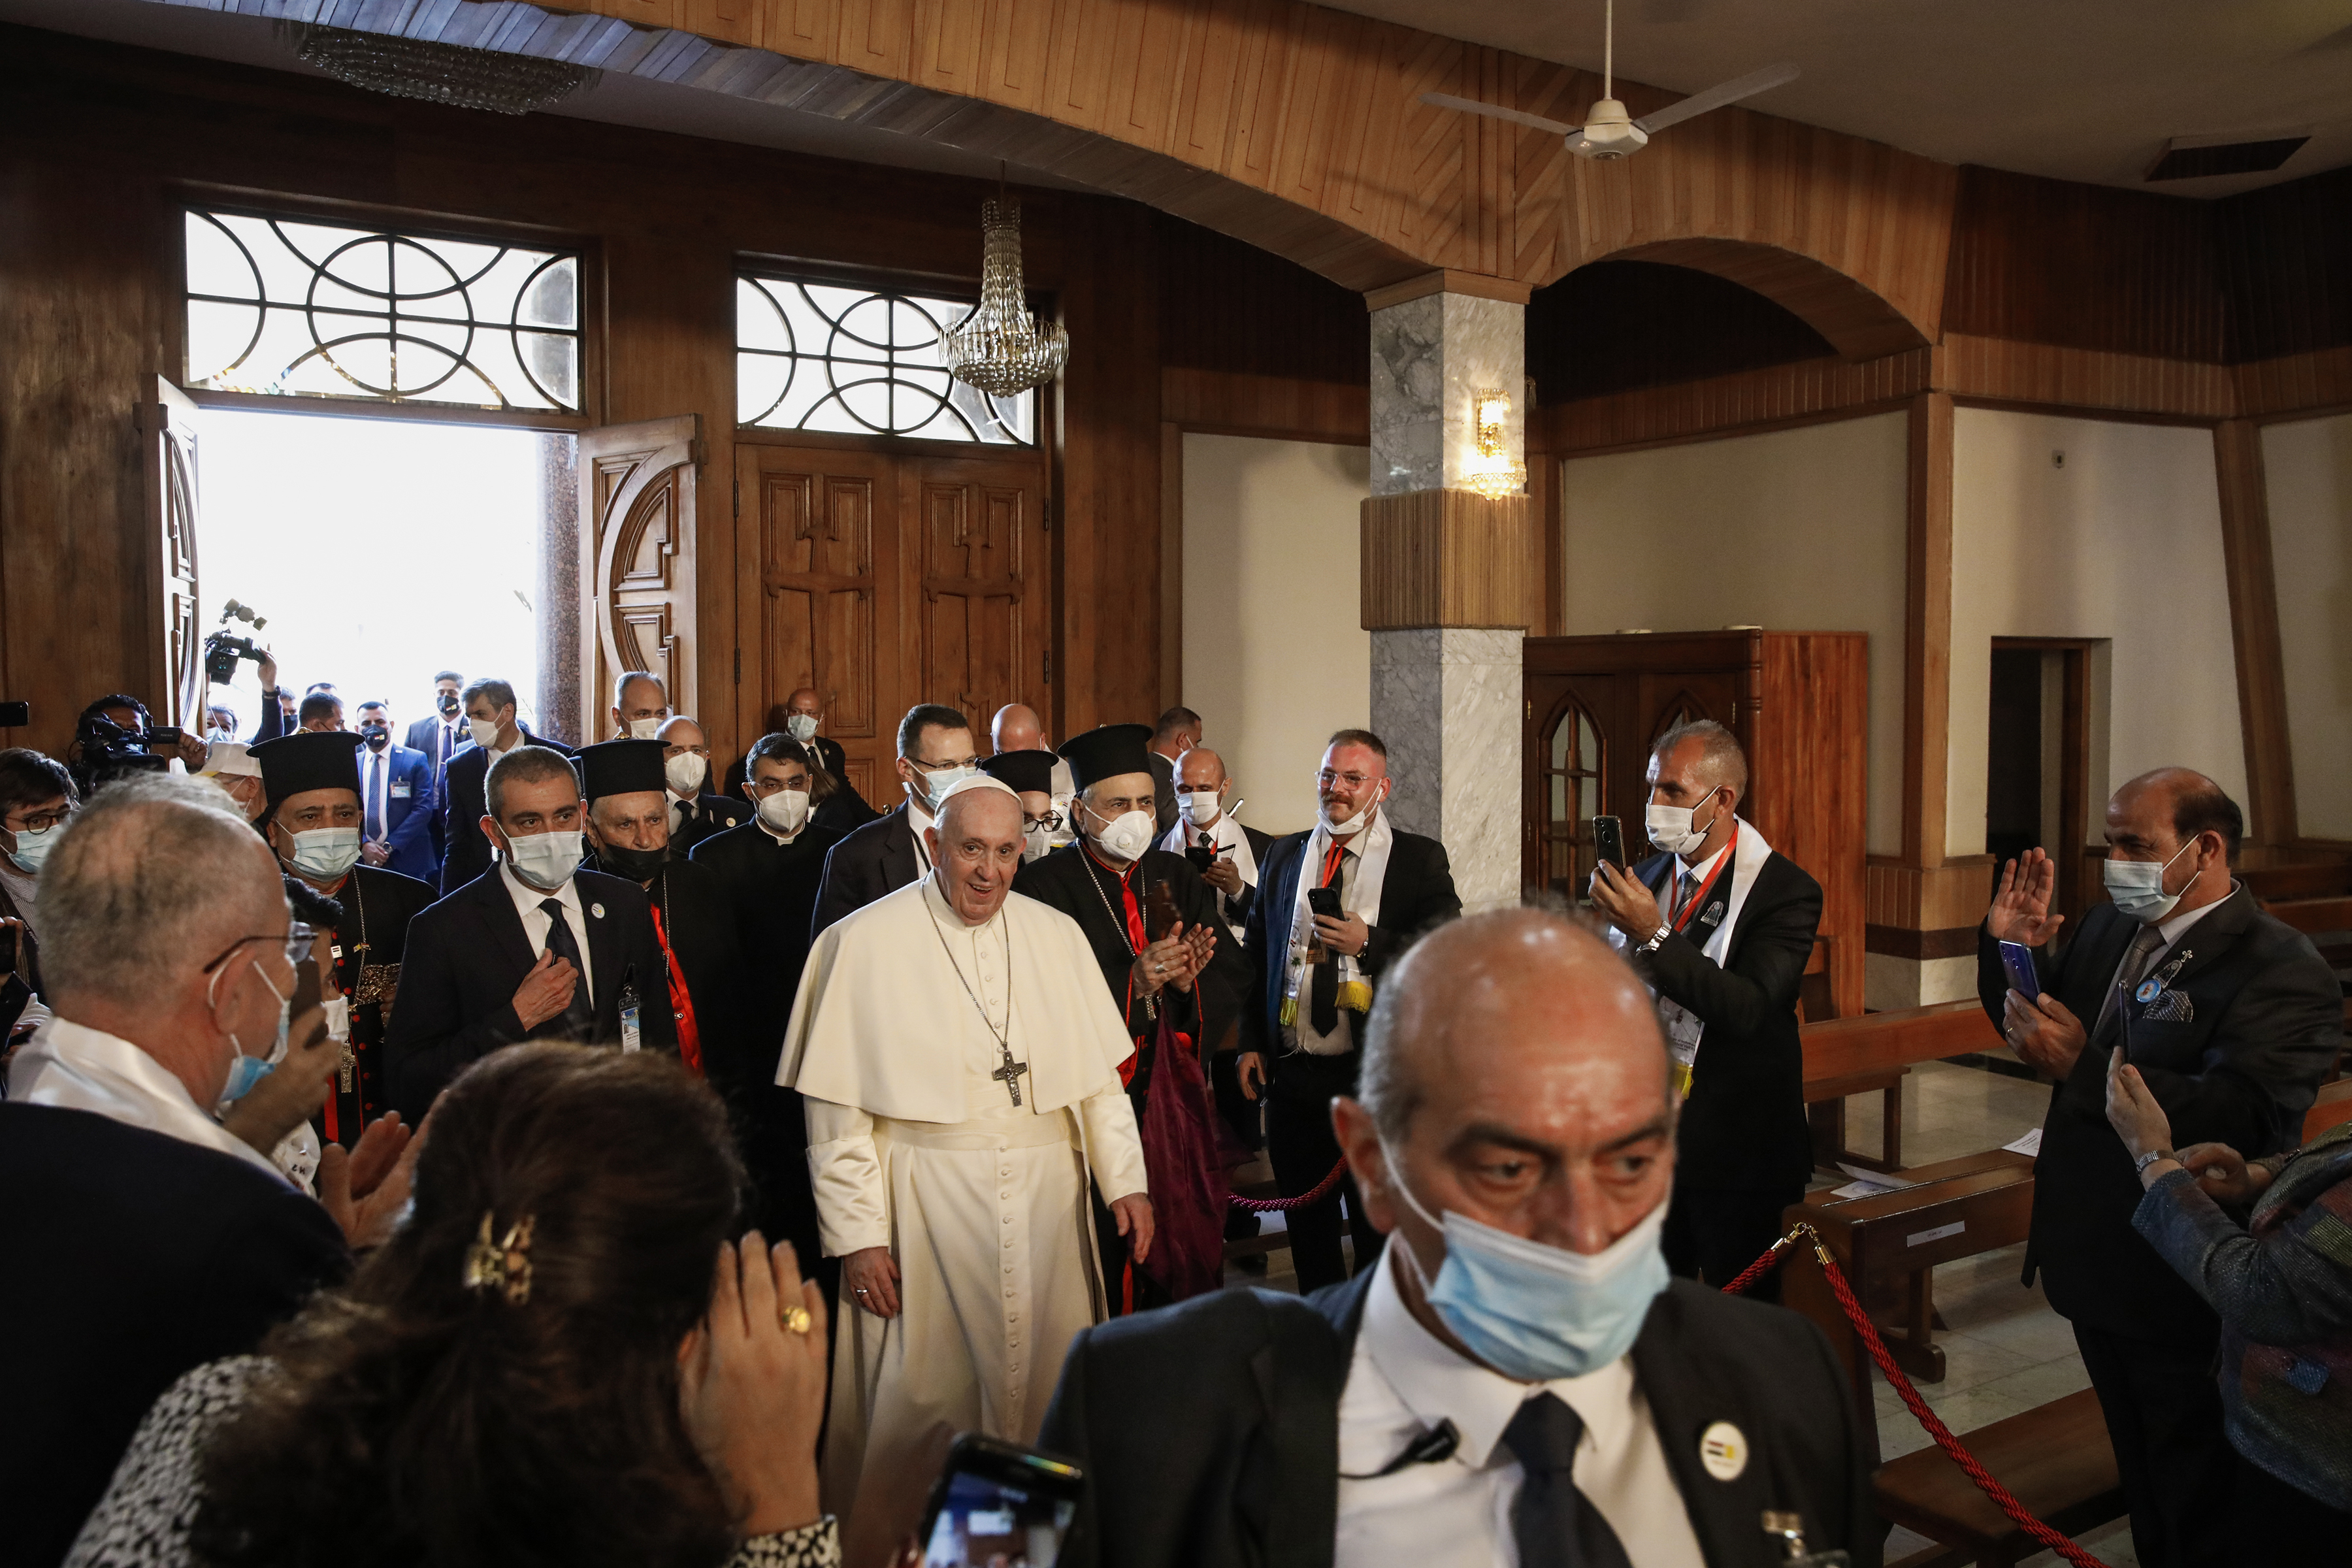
[939,197,1068,397]
[278,24,599,116]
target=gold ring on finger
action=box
[780,1304,813,1334]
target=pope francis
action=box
[779,775,1152,1535]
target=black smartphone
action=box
[917,1433,1085,1568]
[1306,885,1343,921]
[1592,814,1626,872]
[1185,842,1217,873]
[1998,939,2040,1000]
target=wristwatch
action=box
[1638,924,1671,954]
[2134,1148,2175,1174]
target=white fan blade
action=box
[1631,61,1798,134]
[1419,92,1582,139]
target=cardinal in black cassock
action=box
[1011,725,1247,1311]
[250,730,436,1149]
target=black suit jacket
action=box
[0,1104,348,1568]
[1239,823,1463,1065]
[433,730,576,896]
[1041,1270,1878,1568]
[404,713,466,778]
[383,866,678,1120]
[1978,885,2340,1343]
[810,802,924,939]
[1626,847,1822,1193]
[642,857,751,1084]
[668,791,747,857]
[808,736,879,832]
[1149,750,1178,837]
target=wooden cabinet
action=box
[1524,630,1867,1020]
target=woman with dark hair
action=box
[67,1043,837,1568]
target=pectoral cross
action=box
[991,1043,1030,1107]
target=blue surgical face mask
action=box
[1384,1144,1670,1381]
[284,825,362,884]
[6,821,61,875]
[214,956,292,1105]
[2103,836,2198,924]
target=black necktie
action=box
[365,752,387,841]
[1500,1394,1634,1568]
[538,897,594,1036]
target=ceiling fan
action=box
[1420,0,1797,161]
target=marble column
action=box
[1362,274,1533,913]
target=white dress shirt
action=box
[1335,1251,1704,1568]
[1158,811,1258,936]
[1652,841,1732,928]
[6,1016,291,1184]
[907,796,937,872]
[499,862,595,1009]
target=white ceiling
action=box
[7,0,2348,199]
[1325,0,2352,197]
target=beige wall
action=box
[1181,433,1372,837]
[1558,411,1910,855]
[1948,408,2246,853]
[2262,413,2352,841]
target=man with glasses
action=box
[0,747,75,1041]
[979,747,1065,862]
[657,713,743,857]
[1237,729,1461,1293]
[1,776,413,1568]
[811,703,981,939]
[385,744,675,1121]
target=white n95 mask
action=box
[664,753,708,796]
[1089,808,1156,862]
[467,717,500,751]
[626,717,662,740]
[757,789,809,836]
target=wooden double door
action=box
[736,438,1051,805]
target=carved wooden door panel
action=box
[740,443,899,807]
[141,378,203,727]
[913,455,1044,742]
[579,416,700,742]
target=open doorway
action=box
[1984,638,2095,922]
[193,408,578,744]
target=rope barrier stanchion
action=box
[1229,1156,1350,1213]
[1722,1224,2110,1568]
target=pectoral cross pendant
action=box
[991,1044,1029,1107]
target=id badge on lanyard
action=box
[1660,865,1733,1099]
[619,983,642,1053]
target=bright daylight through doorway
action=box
[196,408,548,738]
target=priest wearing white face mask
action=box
[1014,723,1243,1311]
[1,777,416,1568]
[250,730,436,1159]
[780,776,1149,1566]
[1237,729,1462,1294]
[1041,908,1876,1568]
[1586,719,1820,1303]
[433,676,574,897]
[1977,767,2338,1568]
[693,733,849,1262]
[811,704,982,939]
[384,745,675,1122]
[658,714,745,856]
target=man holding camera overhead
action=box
[1586,719,1820,1303]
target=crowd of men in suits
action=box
[2,659,2342,1568]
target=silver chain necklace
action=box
[924,892,1030,1105]
[1081,848,1156,1023]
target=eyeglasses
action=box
[201,923,316,975]
[910,755,983,772]
[1316,770,1378,790]
[6,804,71,834]
[1024,811,1064,832]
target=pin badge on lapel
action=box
[1699,1420,1748,1480]
[2135,978,2162,1004]
[591,903,606,919]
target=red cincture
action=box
[649,905,703,1075]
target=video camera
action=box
[203,599,269,685]
[76,711,181,771]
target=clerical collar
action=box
[1082,841,1137,884]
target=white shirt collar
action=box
[6,1016,289,1183]
[1358,1245,1638,1471]
[1673,841,1731,886]
[2156,881,2232,949]
[757,817,804,847]
[499,859,580,919]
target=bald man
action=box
[764,687,875,832]
[992,702,1075,806]
[1981,766,2337,1568]
[1043,907,1875,1568]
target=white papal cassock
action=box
[779,874,1147,1524]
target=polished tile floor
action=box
[1224,1056,2146,1566]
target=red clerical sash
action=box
[649,906,702,1075]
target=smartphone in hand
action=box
[1592,815,1627,872]
[918,1433,1085,1568]
[1998,939,2040,1000]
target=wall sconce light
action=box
[1463,387,1526,499]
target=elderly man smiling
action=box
[1043,906,1875,1568]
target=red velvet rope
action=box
[1229,1156,1350,1213]
[1721,1225,2108,1568]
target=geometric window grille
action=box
[735,274,1036,446]
[1540,698,1605,900]
[182,208,581,412]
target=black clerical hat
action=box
[251,730,363,804]
[981,748,1059,796]
[576,738,667,800]
[1058,723,1154,792]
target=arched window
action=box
[1539,698,1604,898]
[1648,690,1714,751]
